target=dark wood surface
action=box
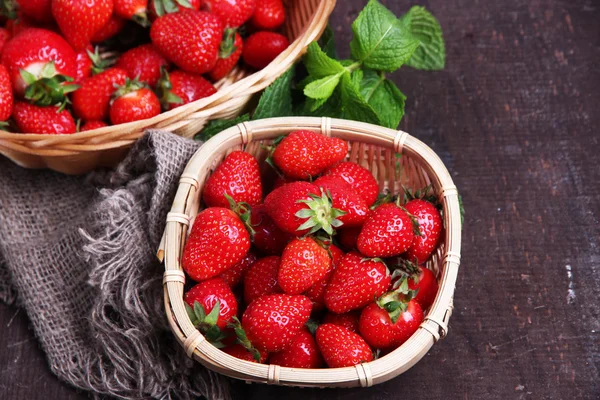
[1,0,599,399]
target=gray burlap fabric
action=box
[0,131,231,400]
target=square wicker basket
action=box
[158,116,462,388]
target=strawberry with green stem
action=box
[225,317,266,362]
[114,0,149,26]
[314,175,369,227]
[390,257,438,310]
[109,78,161,124]
[19,62,79,111]
[157,68,217,110]
[116,44,169,87]
[403,186,443,264]
[150,0,200,19]
[209,29,243,81]
[72,67,128,121]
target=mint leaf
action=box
[301,86,343,118]
[360,69,406,128]
[401,6,446,70]
[196,114,250,141]
[320,25,337,59]
[349,0,419,71]
[304,72,344,100]
[304,42,345,78]
[350,69,363,89]
[340,73,380,125]
[253,66,294,119]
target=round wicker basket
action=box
[0,0,335,175]
[159,116,462,387]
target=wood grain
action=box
[1,0,599,398]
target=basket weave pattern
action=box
[0,0,335,174]
[159,116,462,388]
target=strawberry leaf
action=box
[204,300,221,326]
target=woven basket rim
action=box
[160,116,462,388]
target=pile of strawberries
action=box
[182,130,444,368]
[0,0,289,134]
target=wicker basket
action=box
[158,116,462,387]
[0,0,335,175]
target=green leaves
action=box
[304,42,345,78]
[196,114,250,142]
[359,69,406,129]
[401,6,446,70]
[350,0,419,72]
[339,73,380,125]
[253,67,295,119]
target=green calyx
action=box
[376,277,418,324]
[0,0,17,19]
[403,184,437,205]
[21,62,80,112]
[219,28,238,59]
[305,319,319,335]
[111,77,146,102]
[156,67,183,111]
[153,0,192,17]
[88,47,117,75]
[295,189,347,235]
[132,11,150,28]
[395,198,422,237]
[228,317,262,362]
[224,193,256,239]
[390,257,420,281]
[185,300,227,348]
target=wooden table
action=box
[1,0,598,398]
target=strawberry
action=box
[182,207,251,282]
[80,120,108,131]
[264,181,344,236]
[219,251,257,288]
[150,10,223,75]
[208,29,242,81]
[357,203,416,258]
[391,259,438,311]
[324,252,391,314]
[1,28,77,97]
[316,324,373,368]
[322,311,360,333]
[272,130,347,180]
[269,328,324,368]
[324,162,379,206]
[157,69,216,110]
[203,151,262,208]
[243,255,281,305]
[114,0,148,26]
[149,0,201,19]
[249,204,292,256]
[337,226,361,251]
[304,244,343,311]
[201,0,256,27]
[16,0,53,23]
[278,237,331,295]
[223,344,268,363]
[272,175,295,191]
[75,47,94,83]
[52,0,114,51]
[109,79,161,124]
[242,31,289,69]
[185,277,238,329]
[404,199,443,264]
[72,68,128,121]
[242,293,312,352]
[0,28,10,57]
[0,65,13,122]
[12,102,76,134]
[115,44,169,87]
[91,15,126,43]
[250,0,285,30]
[314,175,369,228]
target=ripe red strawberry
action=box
[0,28,9,56]
[91,15,126,43]
[203,151,262,208]
[250,0,285,30]
[182,207,251,282]
[114,0,148,25]
[80,120,108,131]
[316,324,373,368]
[304,244,343,311]
[219,251,257,288]
[264,181,344,236]
[324,252,391,314]
[16,0,53,23]
[75,47,94,83]
[0,65,13,122]
[242,294,312,352]
[278,237,331,295]
[184,277,238,329]
[391,260,439,310]
[243,255,281,305]
[243,31,289,69]
[116,44,169,87]
[357,203,416,258]
[322,311,360,333]
[72,68,128,121]
[149,0,201,19]
[150,10,223,74]
[270,328,324,368]
[201,0,256,27]
[157,69,217,110]
[358,303,398,350]
[272,175,295,191]
[249,204,292,255]
[223,344,268,363]
[404,199,443,264]
[337,226,361,251]
[52,0,114,51]
[208,30,243,81]
[272,130,347,180]
[109,80,161,124]
[314,175,369,228]
[1,28,77,97]
[12,102,76,134]
[324,162,379,206]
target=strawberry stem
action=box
[376,278,419,324]
[184,300,227,348]
[227,317,262,362]
[296,189,346,235]
[224,194,256,239]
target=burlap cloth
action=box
[0,131,232,399]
